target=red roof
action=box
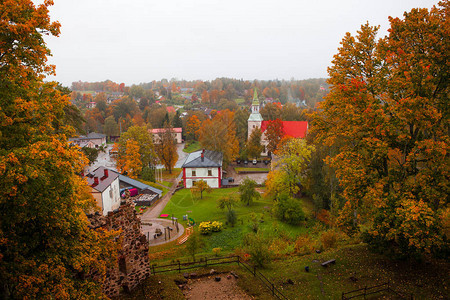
[261,121,308,138]
[150,127,182,134]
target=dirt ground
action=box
[182,274,252,300]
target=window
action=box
[208,169,212,176]
[192,180,197,186]
[191,170,196,176]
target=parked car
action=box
[244,160,248,165]
[264,159,270,165]
[252,159,257,165]
[236,159,241,164]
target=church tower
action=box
[247,89,263,140]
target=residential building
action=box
[150,127,182,144]
[69,132,107,148]
[86,166,121,215]
[182,149,223,188]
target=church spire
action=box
[253,88,258,101]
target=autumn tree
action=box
[247,128,264,159]
[114,125,156,177]
[260,102,282,120]
[155,122,179,174]
[264,119,285,154]
[103,115,119,138]
[191,180,212,199]
[199,110,239,165]
[311,3,449,257]
[272,138,315,197]
[186,115,201,141]
[0,1,117,298]
[239,178,260,206]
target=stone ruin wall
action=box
[88,200,150,298]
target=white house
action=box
[149,127,183,144]
[69,132,107,149]
[182,149,223,188]
[86,166,121,215]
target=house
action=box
[150,127,183,144]
[110,170,163,206]
[69,132,107,149]
[86,166,121,216]
[182,149,223,188]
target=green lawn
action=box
[235,167,270,173]
[183,141,201,153]
[235,98,245,104]
[160,188,309,253]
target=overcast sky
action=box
[39,0,437,86]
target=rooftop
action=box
[86,166,119,193]
[182,149,223,168]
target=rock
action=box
[215,277,221,282]
[315,249,321,253]
[230,271,238,278]
[174,278,187,285]
[183,273,189,279]
[287,279,294,285]
[305,266,310,272]
[227,275,232,280]
[209,269,216,275]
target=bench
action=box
[321,259,336,267]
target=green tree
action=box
[275,138,315,196]
[311,3,449,257]
[239,178,260,206]
[0,1,118,298]
[246,128,264,159]
[217,195,238,226]
[273,193,306,225]
[103,115,119,138]
[233,107,250,151]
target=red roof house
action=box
[261,121,308,138]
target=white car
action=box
[252,159,257,165]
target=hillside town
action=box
[1,1,448,299]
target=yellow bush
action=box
[294,234,314,255]
[320,230,341,250]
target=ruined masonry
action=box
[88,200,150,297]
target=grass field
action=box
[183,141,201,153]
[235,167,270,173]
[160,188,310,254]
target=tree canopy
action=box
[0,1,117,298]
[311,2,449,257]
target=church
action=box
[247,89,308,155]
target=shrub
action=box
[320,230,340,250]
[227,210,237,227]
[211,221,223,232]
[212,247,221,256]
[243,233,271,267]
[199,221,222,234]
[269,238,294,257]
[199,222,212,235]
[294,234,315,255]
[273,193,306,225]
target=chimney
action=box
[201,149,204,162]
[93,177,99,187]
[104,169,108,178]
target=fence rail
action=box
[342,281,413,300]
[151,255,288,300]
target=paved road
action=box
[174,143,188,168]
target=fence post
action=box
[178,261,181,273]
[272,283,275,296]
[205,257,208,268]
[152,264,155,275]
[253,266,256,276]
[364,286,367,299]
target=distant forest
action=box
[71,77,328,108]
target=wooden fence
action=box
[342,281,413,299]
[151,255,288,300]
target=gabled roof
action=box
[86,166,119,193]
[87,132,106,139]
[182,149,223,168]
[109,169,163,196]
[261,121,308,138]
